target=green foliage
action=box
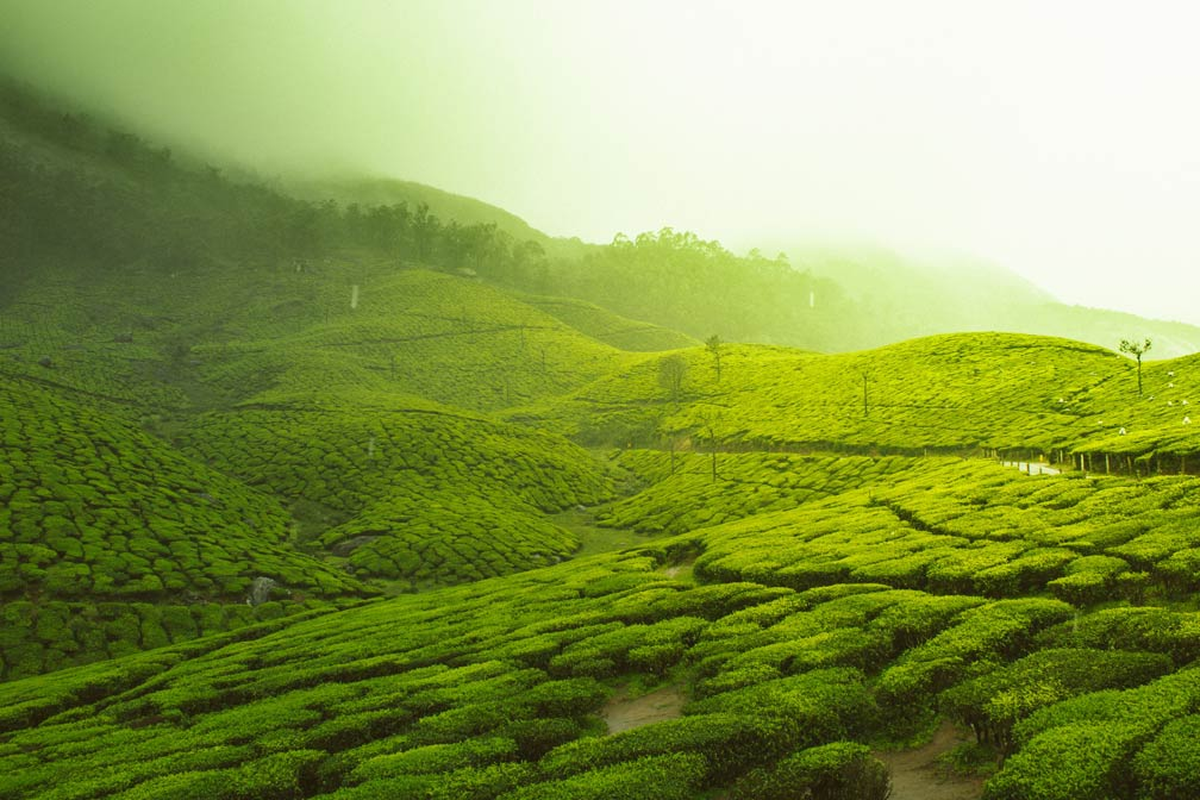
[13,79,1200,800]
[0,380,362,605]
[983,721,1145,800]
[1132,714,1200,800]
[984,668,1200,799]
[941,648,1173,753]
[599,451,914,536]
[499,752,708,800]
[177,369,614,585]
[1034,606,1200,664]
[0,600,339,681]
[877,599,1073,715]
[550,227,850,352]
[730,741,891,800]
[539,713,780,783]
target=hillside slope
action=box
[8,78,1200,800]
[5,458,1200,799]
[0,376,362,603]
[510,330,1200,468]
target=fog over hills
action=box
[8,7,1200,800]
[3,0,1200,327]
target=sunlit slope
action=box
[177,395,616,588]
[0,377,362,603]
[597,451,919,536]
[515,332,1128,452]
[518,294,699,352]
[784,243,1200,359]
[692,458,1200,600]
[1068,351,1200,465]
[6,458,1200,798]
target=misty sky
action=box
[3,1,1199,325]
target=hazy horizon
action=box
[3,0,1199,326]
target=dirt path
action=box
[1002,460,1061,476]
[662,558,695,579]
[875,720,985,800]
[600,684,687,735]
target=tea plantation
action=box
[9,259,1200,798]
[518,294,699,353]
[512,332,1164,455]
[0,377,361,603]
[176,398,615,587]
[8,459,1200,798]
[12,79,1200,799]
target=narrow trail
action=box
[1002,460,1061,475]
[876,720,986,800]
[600,684,687,735]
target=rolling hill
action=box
[7,77,1200,800]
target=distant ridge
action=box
[288,175,592,260]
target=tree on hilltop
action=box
[1119,338,1152,396]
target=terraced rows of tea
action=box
[10,254,1200,798]
[8,456,1200,799]
[691,458,1200,603]
[597,451,918,536]
[0,377,361,603]
[178,401,616,587]
[514,332,1198,457]
[0,265,632,416]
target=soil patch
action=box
[875,720,985,800]
[662,558,696,579]
[600,684,687,735]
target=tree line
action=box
[0,80,551,287]
[2,78,862,352]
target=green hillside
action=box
[512,333,1125,452]
[7,458,1200,799]
[0,377,369,681]
[8,78,1200,800]
[0,377,361,603]
[517,294,699,353]
[178,399,616,587]
[0,260,650,594]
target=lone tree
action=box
[696,408,722,482]
[705,334,724,383]
[658,354,688,404]
[1119,338,1152,396]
